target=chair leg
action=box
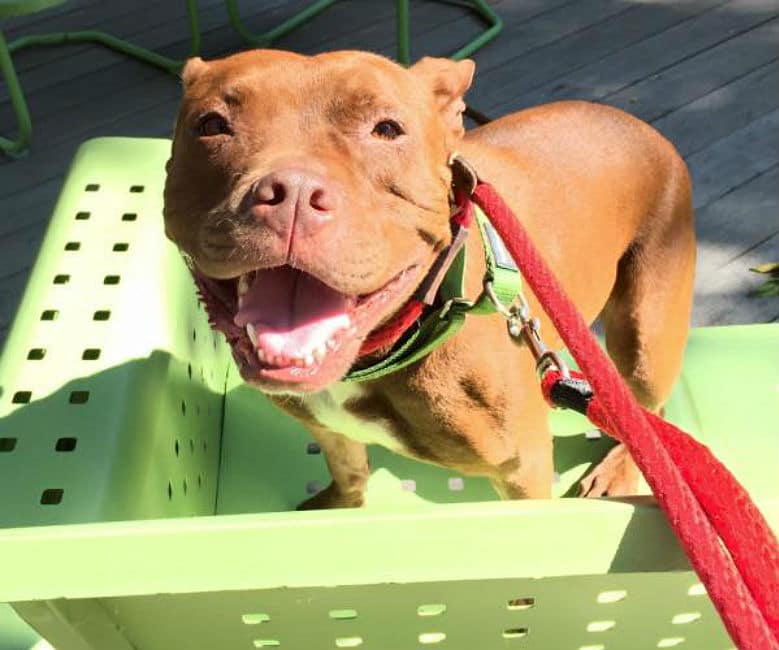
[0,30,33,157]
[8,0,201,74]
[225,0,339,48]
[396,0,503,65]
[449,0,503,61]
[0,0,200,157]
[397,0,410,65]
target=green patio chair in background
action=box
[0,0,200,157]
[225,0,503,65]
[1,0,501,157]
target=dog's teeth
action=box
[303,353,315,367]
[313,345,327,362]
[238,274,250,297]
[256,348,266,362]
[326,339,337,351]
[246,323,257,345]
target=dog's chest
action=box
[305,384,404,451]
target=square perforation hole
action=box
[418,604,446,617]
[56,437,78,452]
[329,609,357,620]
[503,627,529,639]
[41,309,58,321]
[335,637,362,648]
[242,613,271,625]
[27,348,46,360]
[253,641,280,648]
[507,597,535,611]
[82,348,101,360]
[121,212,137,221]
[586,620,616,632]
[84,183,100,192]
[0,437,17,452]
[93,310,111,321]
[69,391,90,404]
[103,275,120,285]
[597,590,627,604]
[40,488,64,505]
[307,442,321,455]
[129,185,144,193]
[53,274,70,284]
[64,242,81,251]
[418,632,446,645]
[12,391,32,404]
[75,211,90,220]
[113,242,129,252]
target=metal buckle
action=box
[439,297,475,320]
[448,153,479,196]
[483,280,570,379]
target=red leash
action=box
[468,181,779,650]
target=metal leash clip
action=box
[484,280,571,380]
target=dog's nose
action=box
[250,169,335,237]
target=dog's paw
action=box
[579,443,640,498]
[296,483,364,510]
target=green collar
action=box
[344,204,522,382]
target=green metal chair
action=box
[226,0,503,65]
[1,0,501,157]
[0,0,200,157]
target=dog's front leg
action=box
[488,408,554,500]
[297,426,370,510]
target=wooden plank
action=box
[692,164,779,325]
[471,0,631,77]
[0,94,176,196]
[503,0,775,111]
[605,17,779,123]
[273,0,508,58]
[693,231,779,325]
[2,0,102,38]
[694,164,778,277]
[653,59,778,157]
[686,109,779,210]
[0,177,61,239]
[476,0,722,113]
[3,1,221,76]
[0,0,285,102]
[0,220,48,280]
[0,269,30,336]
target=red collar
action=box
[357,189,475,357]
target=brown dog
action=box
[164,50,695,508]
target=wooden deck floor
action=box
[1,0,777,347]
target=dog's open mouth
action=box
[193,264,420,391]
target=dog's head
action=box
[164,50,474,393]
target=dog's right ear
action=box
[181,57,209,87]
[411,57,475,139]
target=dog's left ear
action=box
[411,57,475,139]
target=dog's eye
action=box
[197,113,231,138]
[372,119,404,140]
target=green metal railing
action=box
[0,0,200,157]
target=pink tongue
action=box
[234,267,352,359]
